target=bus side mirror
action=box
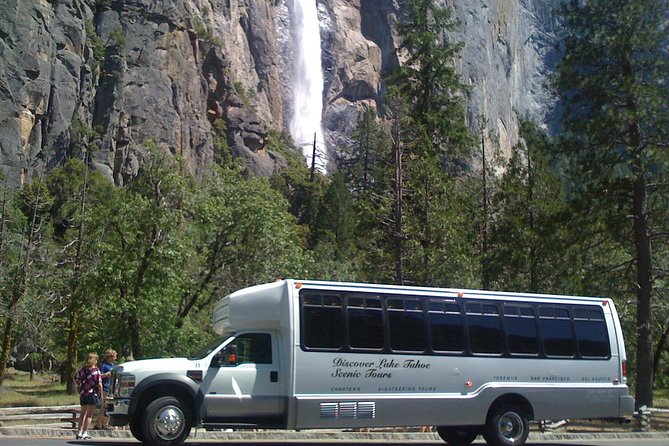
[225,345,238,366]
[211,344,237,368]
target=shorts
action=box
[80,394,99,406]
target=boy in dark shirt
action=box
[94,349,117,430]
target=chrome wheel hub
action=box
[498,411,523,443]
[154,405,185,440]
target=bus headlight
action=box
[117,373,135,398]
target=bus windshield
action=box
[187,335,233,360]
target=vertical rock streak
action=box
[288,0,326,170]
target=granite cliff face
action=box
[0,0,559,185]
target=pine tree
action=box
[557,0,669,408]
[387,0,474,286]
[0,178,54,384]
[340,107,397,283]
[488,122,566,293]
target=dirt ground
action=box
[537,410,669,433]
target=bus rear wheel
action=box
[437,426,479,445]
[484,404,529,446]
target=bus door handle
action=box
[270,371,278,382]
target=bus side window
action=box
[573,307,610,358]
[428,300,464,353]
[539,306,576,357]
[346,295,384,350]
[301,292,343,350]
[233,333,272,364]
[388,298,426,352]
[504,305,539,355]
[465,302,503,354]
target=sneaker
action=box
[82,433,92,440]
[75,433,82,439]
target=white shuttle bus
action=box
[108,279,634,446]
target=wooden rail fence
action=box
[0,405,80,428]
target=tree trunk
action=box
[0,317,14,386]
[0,176,8,258]
[392,118,404,286]
[481,131,490,290]
[421,173,432,286]
[653,318,669,384]
[633,172,654,409]
[65,308,78,393]
[527,145,538,293]
[65,155,89,393]
[129,312,142,359]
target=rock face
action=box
[318,0,560,159]
[0,0,559,186]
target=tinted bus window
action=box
[466,302,503,354]
[388,298,426,352]
[573,307,610,358]
[504,305,539,355]
[347,295,384,349]
[539,306,575,357]
[234,333,272,364]
[428,300,464,353]
[301,292,343,349]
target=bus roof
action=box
[288,279,612,305]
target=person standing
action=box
[95,349,117,429]
[95,348,118,429]
[75,352,103,440]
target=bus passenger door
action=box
[202,332,285,422]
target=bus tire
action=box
[142,396,192,446]
[437,425,479,445]
[129,417,145,443]
[483,404,529,446]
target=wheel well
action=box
[134,383,196,422]
[487,394,534,421]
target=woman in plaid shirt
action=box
[74,353,103,440]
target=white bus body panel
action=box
[212,280,633,430]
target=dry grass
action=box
[0,368,78,408]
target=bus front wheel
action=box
[484,404,529,446]
[437,425,479,445]
[142,396,192,446]
[129,417,145,443]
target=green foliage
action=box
[381,0,476,286]
[556,0,669,403]
[233,81,258,113]
[68,120,98,160]
[212,120,233,167]
[267,132,327,232]
[311,171,356,261]
[388,0,473,158]
[3,0,669,397]
[84,20,105,74]
[109,28,127,49]
[193,18,221,47]
[0,143,316,361]
[338,107,396,283]
[487,122,568,293]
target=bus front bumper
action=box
[106,397,131,426]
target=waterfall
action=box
[288,0,326,172]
